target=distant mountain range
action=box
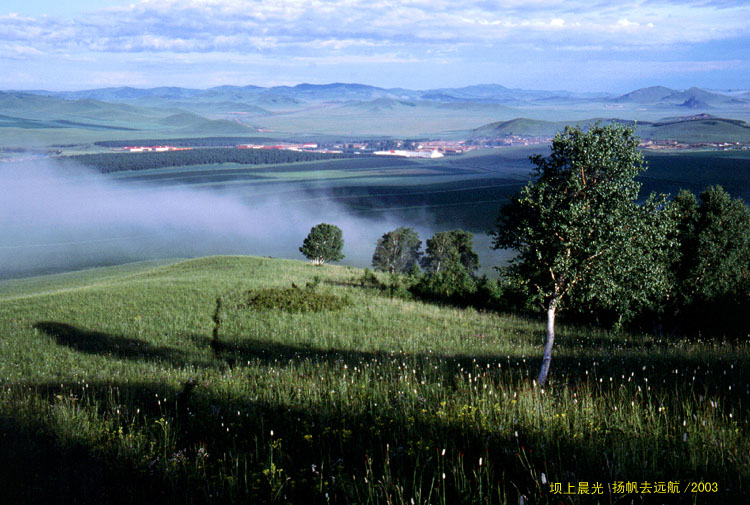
[613,86,745,108]
[2,83,750,143]
[10,83,748,109]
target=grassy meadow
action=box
[1,256,747,504]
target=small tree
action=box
[372,227,422,274]
[492,123,672,386]
[421,229,479,275]
[299,223,344,266]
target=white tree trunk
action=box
[537,298,557,386]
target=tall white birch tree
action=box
[492,123,672,386]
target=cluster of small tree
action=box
[367,226,507,307]
[298,125,749,386]
[492,123,750,384]
[65,148,357,173]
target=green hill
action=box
[0,92,258,145]
[642,114,750,142]
[471,118,567,137]
[472,115,750,143]
[612,85,676,103]
[1,256,748,503]
[0,93,166,124]
[471,118,633,138]
[157,112,258,134]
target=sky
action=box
[1,0,749,92]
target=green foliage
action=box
[421,229,479,275]
[674,185,750,302]
[246,283,350,313]
[492,123,674,383]
[357,267,382,289]
[299,223,345,265]
[666,185,750,335]
[493,123,672,318]
[414,230,480,304]
[371,227,422,274]
[412,265,477,302]
[355,268,414,299]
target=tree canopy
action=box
[372,227,422,274]
[421,229,479,275]
[492,123,672,385]
[666,185,750,334]
[299,223,345,265]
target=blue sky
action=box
[2,0,749,92]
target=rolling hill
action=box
[3,83,750,142]
[471,117,635,138]
[612,86,746,108]
[472,114,750,143]
[0,92,258,137]
[157,113,258,134]
[612,86,677,103]
[644,114,750,142]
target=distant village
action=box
[110,137,546,157]
[110,136,750,157]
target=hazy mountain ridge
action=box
[13,83,748,108]
[0,91,257,135]
[2,84,749,142]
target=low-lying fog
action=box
[0,160,506,279]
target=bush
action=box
[355,268,413,299]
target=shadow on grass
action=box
[213,336,749,399]
[34,321,214,369]
[2,376,745,505]
[0,415,111,505]
[33,319,749,402]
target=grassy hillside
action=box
[472,115,750,143]
[1,256,747,504]
[644,116,750,142]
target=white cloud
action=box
[1,0,749,90]
[1,0,747,56]
[0,44,45,59]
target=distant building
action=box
[117,145,191,152]
[373,149,443,158]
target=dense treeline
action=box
[65,148,361,173]
[94,137,281,148]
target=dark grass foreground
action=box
[0,256,747,504]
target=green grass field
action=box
[1,256,747,504]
